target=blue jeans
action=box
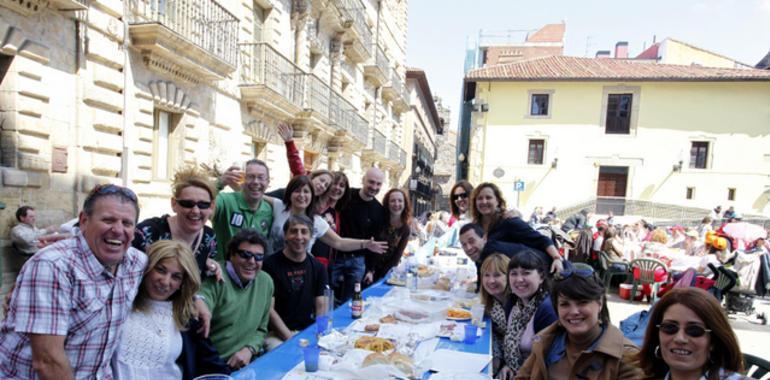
[330,255,366,305]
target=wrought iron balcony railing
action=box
[240,42,305,110]
[305,74,332,121]
[372,128,386,156]
[128,0,238,67]
[399,147,407,167]
[387,140,399,162]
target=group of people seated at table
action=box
[0,123,422,379]
[445,181,757,379]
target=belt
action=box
[335,251,364,260]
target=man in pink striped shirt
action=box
[0,184,147,379]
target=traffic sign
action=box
[514,180,525,192]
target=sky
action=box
[406,0,770,131]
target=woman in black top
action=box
[133,166,222,280]
[311,171,350,267]
[364,188,412,284]
[470,182,563,274]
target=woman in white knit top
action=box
[115,240,201,379]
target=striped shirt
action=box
[0,234,147,379]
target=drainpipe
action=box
[73,18,82,213]
[120,0,130,187]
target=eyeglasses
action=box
[88,184,137,202]
[554,267,595,281]
[176,199,212,210]
[452,192,469,201]
[236,249,264,262]
[657,322,711,338]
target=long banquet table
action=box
[232,277,491,379]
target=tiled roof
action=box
[526,23,566,43]
[465,56,770,81]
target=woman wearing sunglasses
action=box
[449,180,474,227]
[636,287,749,380]
[114,240,230,379]
[470,182,564,274]
[133,167,222,281]
[516,265,643,379]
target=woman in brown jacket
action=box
[515,264,643,380]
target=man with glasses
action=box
[0,184,147,379]
[214,159,274,262]
[198,228,273,370]
[262,215,328,351]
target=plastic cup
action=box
[193,375,233,380]
[470,304,485,326]
[303,345,320,372]
[464,324,478,344]
[316,315,330,336]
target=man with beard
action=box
[262,215,328,350]
[331,167,386,303]
[214,159,274,261]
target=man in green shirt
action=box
[213,159,273,261]
[199,228,273,370]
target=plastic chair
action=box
[599,251,629,290]
[707,263,737,302]
[630,258,668,303]
[744,353,770,380]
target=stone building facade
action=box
[0,0,411,295]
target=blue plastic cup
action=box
[464,324,478,344]
[303,345,320,372]
[316,315,330,336]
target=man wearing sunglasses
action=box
[0,184,147,379]
[198,229,273,369]
[262,215,329,351]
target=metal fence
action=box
[372,128,386,155]
[240,42,305,109]
[387,140,399,162]
[555,197,770,228]
[128,0,238,66]
[305,74,331,120]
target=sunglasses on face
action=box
[452,192,469,201]
[554,267,595,281]
[657,322,711,338]
[176,199,212,209]
[236,249,264,262]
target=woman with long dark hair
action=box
[636,287,749,380]
[364,188,412,284]
[449,180,474,226]
[515,264,642,379]
[311,171,350,267]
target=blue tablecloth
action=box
[233,279,491,379]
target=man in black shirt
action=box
[262,215,328,350]
[331,167,385,303]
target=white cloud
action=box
[759,0,770,12]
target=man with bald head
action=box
[331,167,386,303]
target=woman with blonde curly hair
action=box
[115,240,230,379]
[133,166,222,280]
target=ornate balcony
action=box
[240,42,306,119]
[341,4,372,63]
[329,91,369,149]
[364,45,389,86]
[399,147,407,168]
[298,74,332,127]
[382,69,409,112]
[387,140,399,163]
[363,128,386,159]
[128,0,238,83]
[340,59,357,83]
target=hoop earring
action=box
[654,345,662,358]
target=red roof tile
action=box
[635,43,660,60]
[465,56,770,81]
[526,23,566,43]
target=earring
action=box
[654,345,662,358]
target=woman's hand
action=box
[194,299,212,338]
[363,271,374,285]
[277,122,294,142]
[498,365,515,380]
[206,258,224,283]
[365,238,388,254]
